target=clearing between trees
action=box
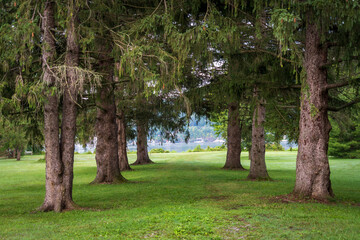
[0,151,359,239]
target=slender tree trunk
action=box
[59,0,79,209]
[224,102,245,170]
[92,54,126,183]
[132,121,153,165]
[117,109,132,171]
[16,149,21,161]
[12,149,16,159]
[293,14,333,200]
[39,1,64,212]
[247,90,270,180]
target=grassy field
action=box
[0,151,359,239]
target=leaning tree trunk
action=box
[92,54,126,183]
[223,102,245,170]
[16,149,21,161]
[293,15,333,200]
[59,0,79,210]
[132,121,153,165]
[39,1,65,212]
[117,109,132,171]
[247,92,270,180]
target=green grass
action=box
[0,151,359,239]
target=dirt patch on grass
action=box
[266,194,336,205]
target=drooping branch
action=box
[326,77,360,90]
[327,98,360,112]
[321,56,360,68]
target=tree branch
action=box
[327,98,360,112]
[326,81,349,90]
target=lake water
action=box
[75,140,296,153]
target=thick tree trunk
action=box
[59,0,79,209]
[39,1,65,212]
[132,121,153,165]
[247,92,270,180]
[92,56,126,183]
[117,109,132,171]
[293,16,333,200]
[224,102,245,170]
[16,149,21,161]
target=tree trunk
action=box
[132,121,153,165]
[117,109,132,171]
[16,149,21,161]
[247,91,270,180]
[293,15,333,200]
[59,0,79,209]
[223,102,245,170]
[92,56,126,183]
[12,149,16,159]
[39,1,64,212]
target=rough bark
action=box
[92,55,126,183]
[223,102,245,170]
[39,1,64,212]
[117,109,132,171]
[132,121,153,165]
[59,0,79,209]
[16,149,21,161]
[293,14,333,200]
[247,92,270,180]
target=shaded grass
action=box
[0,151,359,239]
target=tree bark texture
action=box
[117,109,132,171]
[59,0,79,209]
[133,121,153,165]
[293,15,333,200]
[92,56,126,183]
[224,102,245,170]
[16,149,21,161]
[247,93,270,180]
[39,1,64,212]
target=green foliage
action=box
[287,147,298,152]
[149,148,171,153]
[265,143,285,151]
[188,144,226,152]
[329,113,360,159]
[0,120,27,155]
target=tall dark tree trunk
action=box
[117,109,132,171]
[293,14,333,200]
[16,149,21,161]
[247,90,270,180]
[92,52,126,183]
[224,102,245,170]
[39,1,64,212]
[59,0,79,209]
[132,121,153,165]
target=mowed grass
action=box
[0,151,359,240]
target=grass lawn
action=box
[0,151,359,239]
